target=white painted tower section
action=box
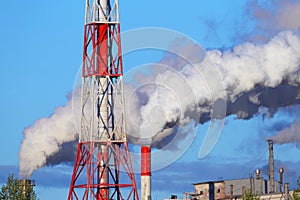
[141,176,151,200]
[141,146,151,200]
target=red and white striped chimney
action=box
[141,146,151,200]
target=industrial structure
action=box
[183,140,292,200]
[268,139,275,193]
[19,179,35,200]
[141,146,152,200]
[63,1,296,200]
[68,0,139,199]
[184,177,290,200]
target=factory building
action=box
[184,177,288,200]
[182,140,293,200]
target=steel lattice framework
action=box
[68,0,139,199]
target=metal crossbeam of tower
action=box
[68,0,139,199]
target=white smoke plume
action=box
[210,31,300,97]
[247,0,300,42]
[125,30,300,146]
[270,118,300,146]
[18,30,300,177]
[18,91,79,179]
[253,0,300,30]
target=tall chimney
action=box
[279,168,284,193]
[284,183,289,200]
[19,179,35,200]
[141,146,151,200]
[268,140,275,193]
[255,169,261,179]
[230,185,233,200]
[242,186,246,198]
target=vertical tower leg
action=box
[68,0,139,199]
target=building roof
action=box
[193,177,274,186]
[193,180,225,185]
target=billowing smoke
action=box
[126,30,300,146]
[270,118,300,146]
[18,30,300,177]
[246,0,300,42]
[18,91,79,179]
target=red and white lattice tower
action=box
[68,0,139,199]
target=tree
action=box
[242,189,260,200]
[0,174,38,200]
[293,176,300,200]
[293,192,300,200]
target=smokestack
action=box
[230,185,233,200]
[279,168,284,193]
[268,140,275,193]
[19,179,35,200]
[141,146,151,200]
[242,186,246,198]
[255,169,261,179]
[284,183,290,200]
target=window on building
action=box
[199,191,203,195]
[217,188,221,193]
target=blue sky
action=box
[1,0,300,199]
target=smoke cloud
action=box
[18,91,79,179]
[17,0,300,180]
[18,30,300,177]
[270,118,300,146]
[126,30,300,147]
[247,0,300,42]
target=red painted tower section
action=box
[141,146,151,177]
[68,0,139,199]
[141,146,151,200]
